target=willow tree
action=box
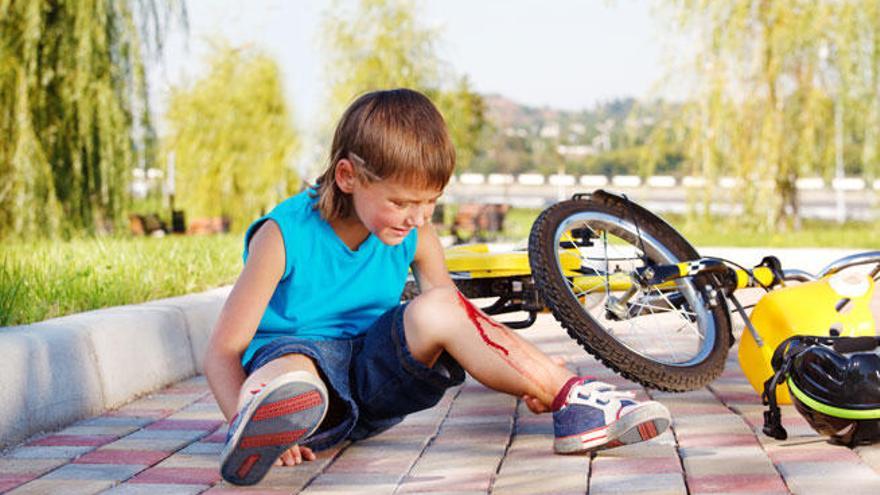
[321,0,486,172]
[162,44,300,232]
[659,0,880,230]
[0,0,183,239]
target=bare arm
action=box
[203,221,285,421]
[411,223,456,293]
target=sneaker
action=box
[552,378,670,454]
[220,371,328,486]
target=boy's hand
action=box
[274,445,315,466]
[523,394,551,414]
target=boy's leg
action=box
[238,354,330,465]
[404,286,574,407]
[221,354,329,486]
[404,286,670,453]
[238,354,320,409]
[349,303,467,441]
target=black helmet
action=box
[762,335,880,447]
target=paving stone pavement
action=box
[2,314,880,494]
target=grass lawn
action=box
[4,206,880,327]
[1,234,241,327]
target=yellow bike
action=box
[409,189,880,400]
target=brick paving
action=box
[3,315,880,494]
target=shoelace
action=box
[568,381,636,407]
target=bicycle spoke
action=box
[605,284,701,363]
[628,299,697,318]
[664,284,705,339]
[603,292,683,363]
[642,288,682,362]
[567,276,613,300]
[583,256,644,262]
[648,284,704,337]
[560,238,597,299]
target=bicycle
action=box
[408,189,880,401]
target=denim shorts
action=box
[242,303,466,452]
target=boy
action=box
[203,88,670,486]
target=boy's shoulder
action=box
[271,189,318,219]
[253,190,320,246]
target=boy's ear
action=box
[335,159,356,193]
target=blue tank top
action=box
[240,190,417,365]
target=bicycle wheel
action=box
[528,191,731,391]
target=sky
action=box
[148,0,669,130]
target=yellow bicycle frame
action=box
[445,244,776,293]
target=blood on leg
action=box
[455,291,557,399]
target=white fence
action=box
[449,174,875,191]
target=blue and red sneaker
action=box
[220,371,328,485]
[552,377,670,454]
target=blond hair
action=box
[312,89,456,221]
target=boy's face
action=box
[351,177,442,245]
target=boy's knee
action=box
[405,286,460,335]
[247,353,321,386]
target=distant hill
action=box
[483,94,562,131]
[470,94,682,176]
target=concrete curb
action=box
[0,286,230,450]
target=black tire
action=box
[528,191,731,391]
